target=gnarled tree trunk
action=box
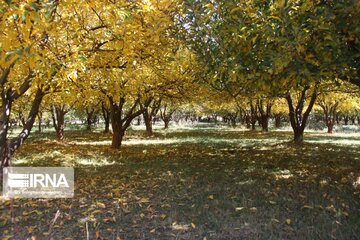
[286,86,318,143]
[109,97,149,149]
[160,103,176,129]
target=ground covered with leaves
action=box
[1,126,360,239]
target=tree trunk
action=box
[109,97,148,148]
[344,116,349,125]
[85,108,97,131]
[293,129,304,142]
[249,102,257,130]
[260,115,269,132]
[257,100,271,132]
[164,119,170,129]
[230,117,236,128]
[52,105,66,141]
[1,89,44,167]
[160,104,175,130]
[320,102,338,134]
[56,124,65,141]
[111,126,124,149]
[143,110,153,135]
[37,112,43,133]
[327,122,334,133]
[101,103,110,133]
[351,117,356,125]
[286,86,318,143]
[274,115,281,128]
[251,119,256,130]
[245,114,251,129]
[0,98,12,168]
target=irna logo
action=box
[8,173,69,188]
[3,167,74,198]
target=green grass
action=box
[1,127,360,239]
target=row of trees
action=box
[0,0,359,167]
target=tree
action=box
[181,0,355,142]
[0,0,62,167]
[142,98,161,135]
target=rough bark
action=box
[285,86,318,143]
[143,110,153,134]
[109,97,148,149]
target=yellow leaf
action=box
[303,205,313,209]
[97,202,106,208]
[249,207,257,212]
[286,219,291,225]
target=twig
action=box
[47,209,61,239]
[86,221,90,240]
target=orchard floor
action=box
[1,125,360,239]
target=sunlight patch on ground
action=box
[70,137,285,147]
[236,180,256,185]
[306,138,360,146]
[75,157,116,166]
[130,124,249,132]
[273,169,293,179]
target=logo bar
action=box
[2,167,74,198]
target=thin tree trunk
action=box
[101,102,110,133]
[52,105,67,141]
[37,112,43,133]
[164,119,170,129]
